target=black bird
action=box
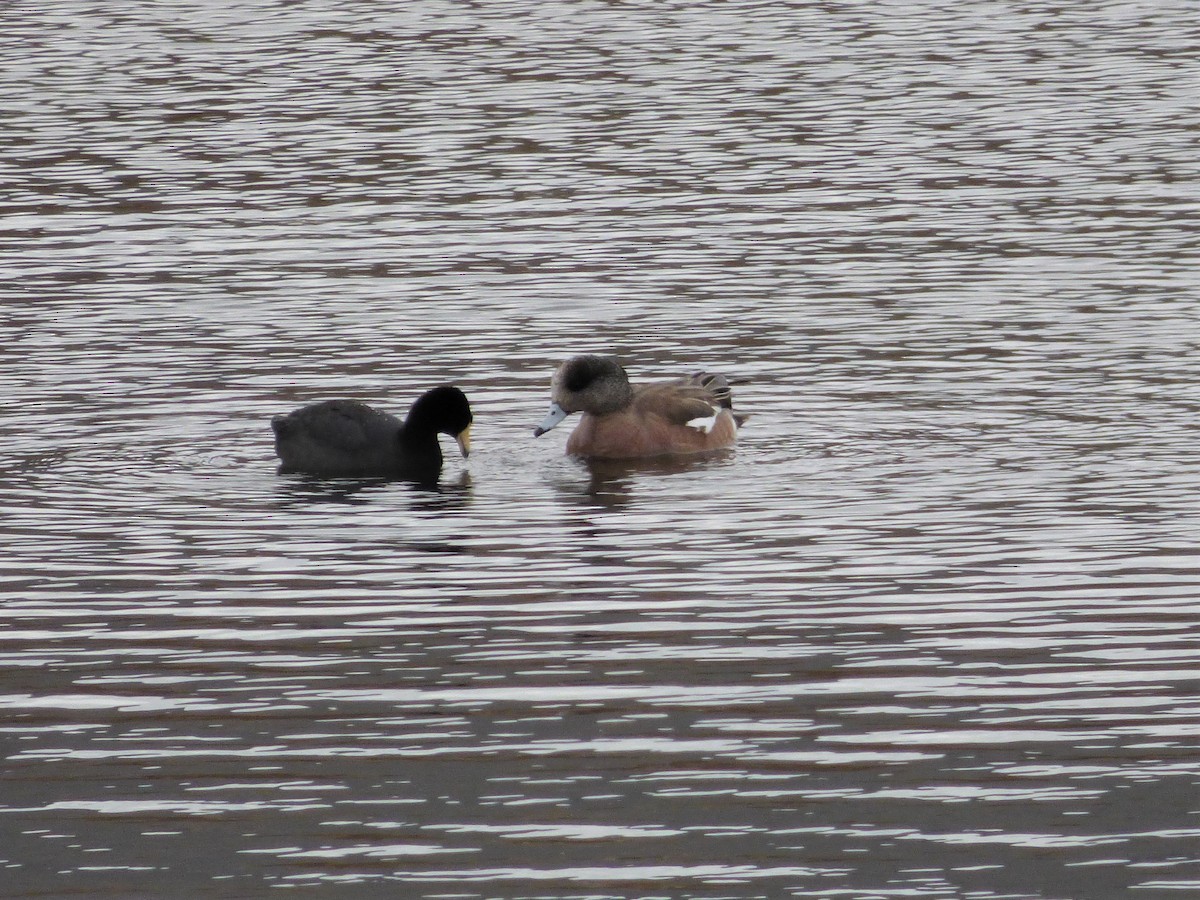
[271,385,472,478]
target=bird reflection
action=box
[565,451,738,511]
[274,469,472,509]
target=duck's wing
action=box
[685,372,736,409]
[633,381,729,428]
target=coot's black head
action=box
[406,385,473,457]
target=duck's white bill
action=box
[455,425,471,458]
[533,403,569,436]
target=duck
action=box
[533,355,744,458]
[271,385,472,477]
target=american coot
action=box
[272,385,472,477]
[533,355,745,459]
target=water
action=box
[3,0,1200,896]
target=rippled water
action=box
[4,0,1200,896]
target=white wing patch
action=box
[685,406,721,434]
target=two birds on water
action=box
[271,355,746,478]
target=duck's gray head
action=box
[533,355,632,436]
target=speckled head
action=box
[535,355,634,436]
[553,355,633,412]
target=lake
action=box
[3,0,1200,896]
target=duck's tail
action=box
[689,371,750,428]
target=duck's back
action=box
[272,399,404,475]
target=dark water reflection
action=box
[274,470,474,507]
[3,0,1200,897]
[569,453,739,509]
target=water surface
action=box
[3,0,1200,897]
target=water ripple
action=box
[2,0,1199,896]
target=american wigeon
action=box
[272,385,472,477]
[533,355,745,458]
